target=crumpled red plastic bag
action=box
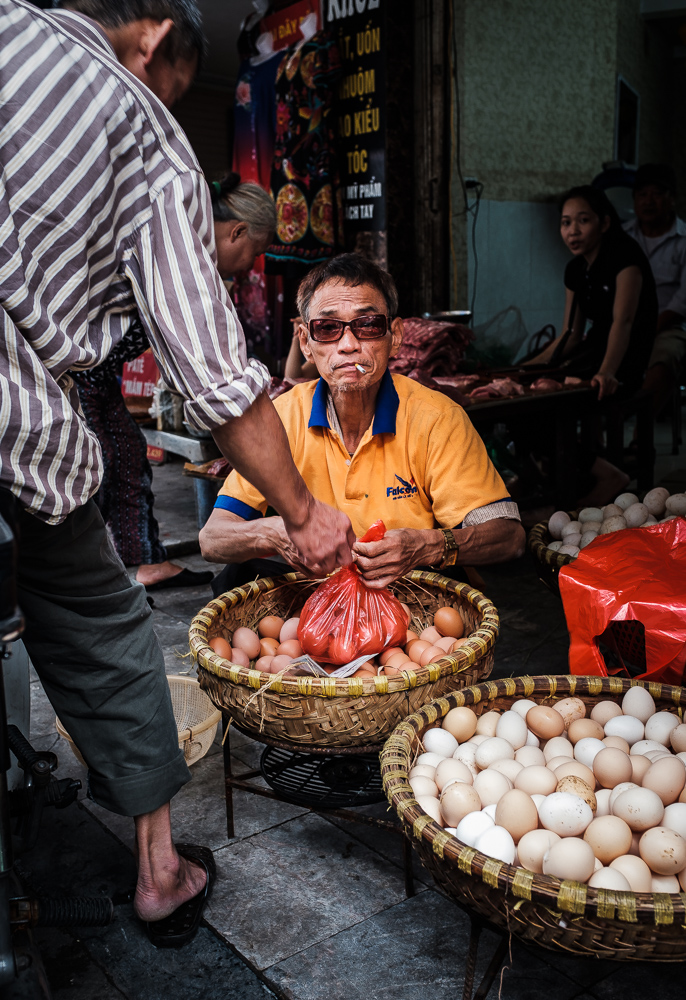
[559,518,686,685]
[297,520,408,665]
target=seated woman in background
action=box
[527,185,658,504]
[74,175,276,590]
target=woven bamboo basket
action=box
[189,571,499,749]
[381,674,686,961]
[56,675,221,768]
[528,516,576,595]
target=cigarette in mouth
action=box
[355,364,366,373]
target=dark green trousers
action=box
[2,492,190,816]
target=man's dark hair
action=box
[633,163,677,197]
[297,253,399,323]
[559,185,622,235]
[53,1,206,67]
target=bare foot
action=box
[578,457,630,508]
[133,804,207,922]
[134,852,207,922]
[136,560,183,586]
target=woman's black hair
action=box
[559,185,622,235]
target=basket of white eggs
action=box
[528,487,686,595]
[380,674,686,961]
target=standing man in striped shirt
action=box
[0,0,354,946]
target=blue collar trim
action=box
[307,370,399,435]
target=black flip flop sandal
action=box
[145,843,216,949]
[145,569,214,592]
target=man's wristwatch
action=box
[439,528,459,568]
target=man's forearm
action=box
[199,511,281,564]
[211,391,311,529]
[455,519,526,564]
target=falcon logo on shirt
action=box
[387,474,418,499]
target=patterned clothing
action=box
[265,32,342,270]
[0,2,270,524]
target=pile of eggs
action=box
[409,686,686,893]
[208,605,468,679]
[547,488,685,560]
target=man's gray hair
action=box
[53,1,207,66]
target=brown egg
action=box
[259,637,279,657]
[584,815,633,864]
[406,629,419,645]
[379,647,402,665]
[230,648,250,668]
[435,635,457,653]
[593,748,633,789]
[495,789,539,843]
[555,759,597,789]
[383,665,403,676]
[439,782,481,827]
[255,655,274,672]
[670,724,686,753]
[526,705,565,740]
[276,639,303,659]
[419,644,444,667]
[400,602,412,625]
[420,626,442,644]
[385,652,410,669]
[442,706,478,742]
[603,735,631,754]
[353,668,376,679]
[433,606,465,639]
[590,700,623,726]
[279,617,300,643]
[209,636,232,659]
[568,718,605,744]
[408,640,431,663]
[556,774,597,811]
[232,627,261,660]
[553,697,587,729]
[451,638,471,651]
[642,757,686,805]
[270,654,293,673]
[475,711,501,737]
[630,755,652,784]
[258,615,285,640]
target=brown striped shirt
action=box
[0,1,270,523]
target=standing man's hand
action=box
[282,498,355,576]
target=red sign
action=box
[262,0,321,51]
[121,350,159,398]
[146,445,165,464]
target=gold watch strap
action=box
[440,528,459,568]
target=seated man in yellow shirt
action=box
[200,254,525,592]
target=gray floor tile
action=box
[266,890,584,1000]
[209,812,413,969]
[588,961,685,1000]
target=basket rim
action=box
[188,570,499,699]
[380,673,686,926]
[528,516,575,570]
[166,674,222,742]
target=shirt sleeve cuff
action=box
[183,359,271,431]
[461,499,521,527]
[214,495,264,521]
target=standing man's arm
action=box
[123,173,354,574]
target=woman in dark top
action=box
[529,186,657,504]
[534,186,657,397]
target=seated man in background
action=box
[201,254,525,592]
[624,164,686,421]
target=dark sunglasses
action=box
[308,314,390,343]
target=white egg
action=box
[525,730,540,748]
[580,532,598,549]
[614,493,639,511]
[531,793,547,813]
[612,787,664,831]
[621,687,655,723]
[574,737,606,768]
[539,792,593,836]
[455,810,495,848]
[642,487,669,517]
[482,803,498,822]
[488,759,523,782]
[594,788,612,816]
[422,728,459,758]
[623,502,649,528]
[474,825,516,864]
[588,868,631,891]
[651,874,680,892]
[665,493,686,516]
[495,711,528,750]
[645,712,680,747]
[578,507,603,523]
[548,511,571,540]
[662,803,686,838]
[631,739,670,757]
[604,715,644,746]
[561,520,582,538]
[510,699,538,720]
[475,737,515,770]
[473,769,513,807]
[559,544,579,557]
[415,752,445,769]
[514,746,546,767]
[547,541,563,553]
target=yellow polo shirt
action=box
[215,372,512,537]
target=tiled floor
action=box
[10,418,686,999]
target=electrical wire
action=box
[468,181,483,318]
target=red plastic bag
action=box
[559,519,686,685]
[297,520,408,664]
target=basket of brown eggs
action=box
[529,487,685,596]
[189,570,499,750]
[380,674,686,962]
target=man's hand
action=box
[591,371,619,400]
[353,528,443,590]
[282,499,355,577]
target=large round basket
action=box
[189,571,498,750]
[381,674,686,962]
[528,517,574,595]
